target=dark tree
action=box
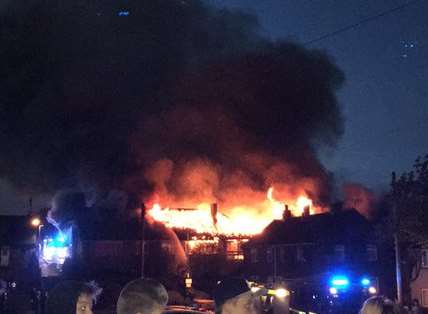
[389,155,428,302]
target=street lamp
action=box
[29,217,44,241]
[31,217,41,228]
[185,273,193,289]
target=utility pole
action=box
[392,172,403,304]
[141,203,146,278]
[273,246,277,282]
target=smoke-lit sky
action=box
[207,0,428,190]
[1,0,427,214]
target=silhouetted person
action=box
[116,278,168,314]
[46,281,101,314]
[359,296,398,314]
[0,279,6,313]
[411,299,422,314]
[213,278,265,314]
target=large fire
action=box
[147,187,316,236]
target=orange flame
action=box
[147,187,317,236]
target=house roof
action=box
[249,209,373,246]
[76,213,174,241]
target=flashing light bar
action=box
[330,276,350,288]
[361,278,371,286]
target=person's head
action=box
[359,296,397,314]
[213,278,264,314]
[47,281,102,314]
[116,278,168,314]
[413,298,420,306]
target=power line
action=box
[303,0,423,46]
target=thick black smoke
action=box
[137,44,344,209]
[0,0,344,217]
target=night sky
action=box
[207,0,428,190]
[1,0,427,213]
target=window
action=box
[267,248,273,263]
[94,241,123,257]
[367,244,378,262]
[422,249,428,268]
[280,247,286,263]
[250,248,258,263]
[232,254,244,260]
[422,289,428,307]
[226,240,244,260]
[0,246,10,267]
[297,246,306,262]
[334,245,345,262]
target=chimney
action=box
[283,204,292,220]
[302,205,310,217]
[210,203,218,226]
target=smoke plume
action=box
[0,0,344,218]
[343,183,376,218]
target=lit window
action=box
[250,248,258,263]
[226,239,245,261]
[422,289,428,307]
[367,245,378,262]
[422,250,428,268]
[226,240,239,253]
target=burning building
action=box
[239,208,379,313]
[145,187,320,261]
[242,208,378,282]
[0,0,352,300]
[34,188,318,288]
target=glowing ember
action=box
[147,187,316,236]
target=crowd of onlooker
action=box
[1,276,426,314]
[360,296,423,314]
[42,277,425,314]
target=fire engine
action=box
[284,272,378,313]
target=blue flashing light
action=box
[57,235,66,243]
[330,275,350,288]
[48,233,68,247]
[361,278,371,286]
[118,11,130,16]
